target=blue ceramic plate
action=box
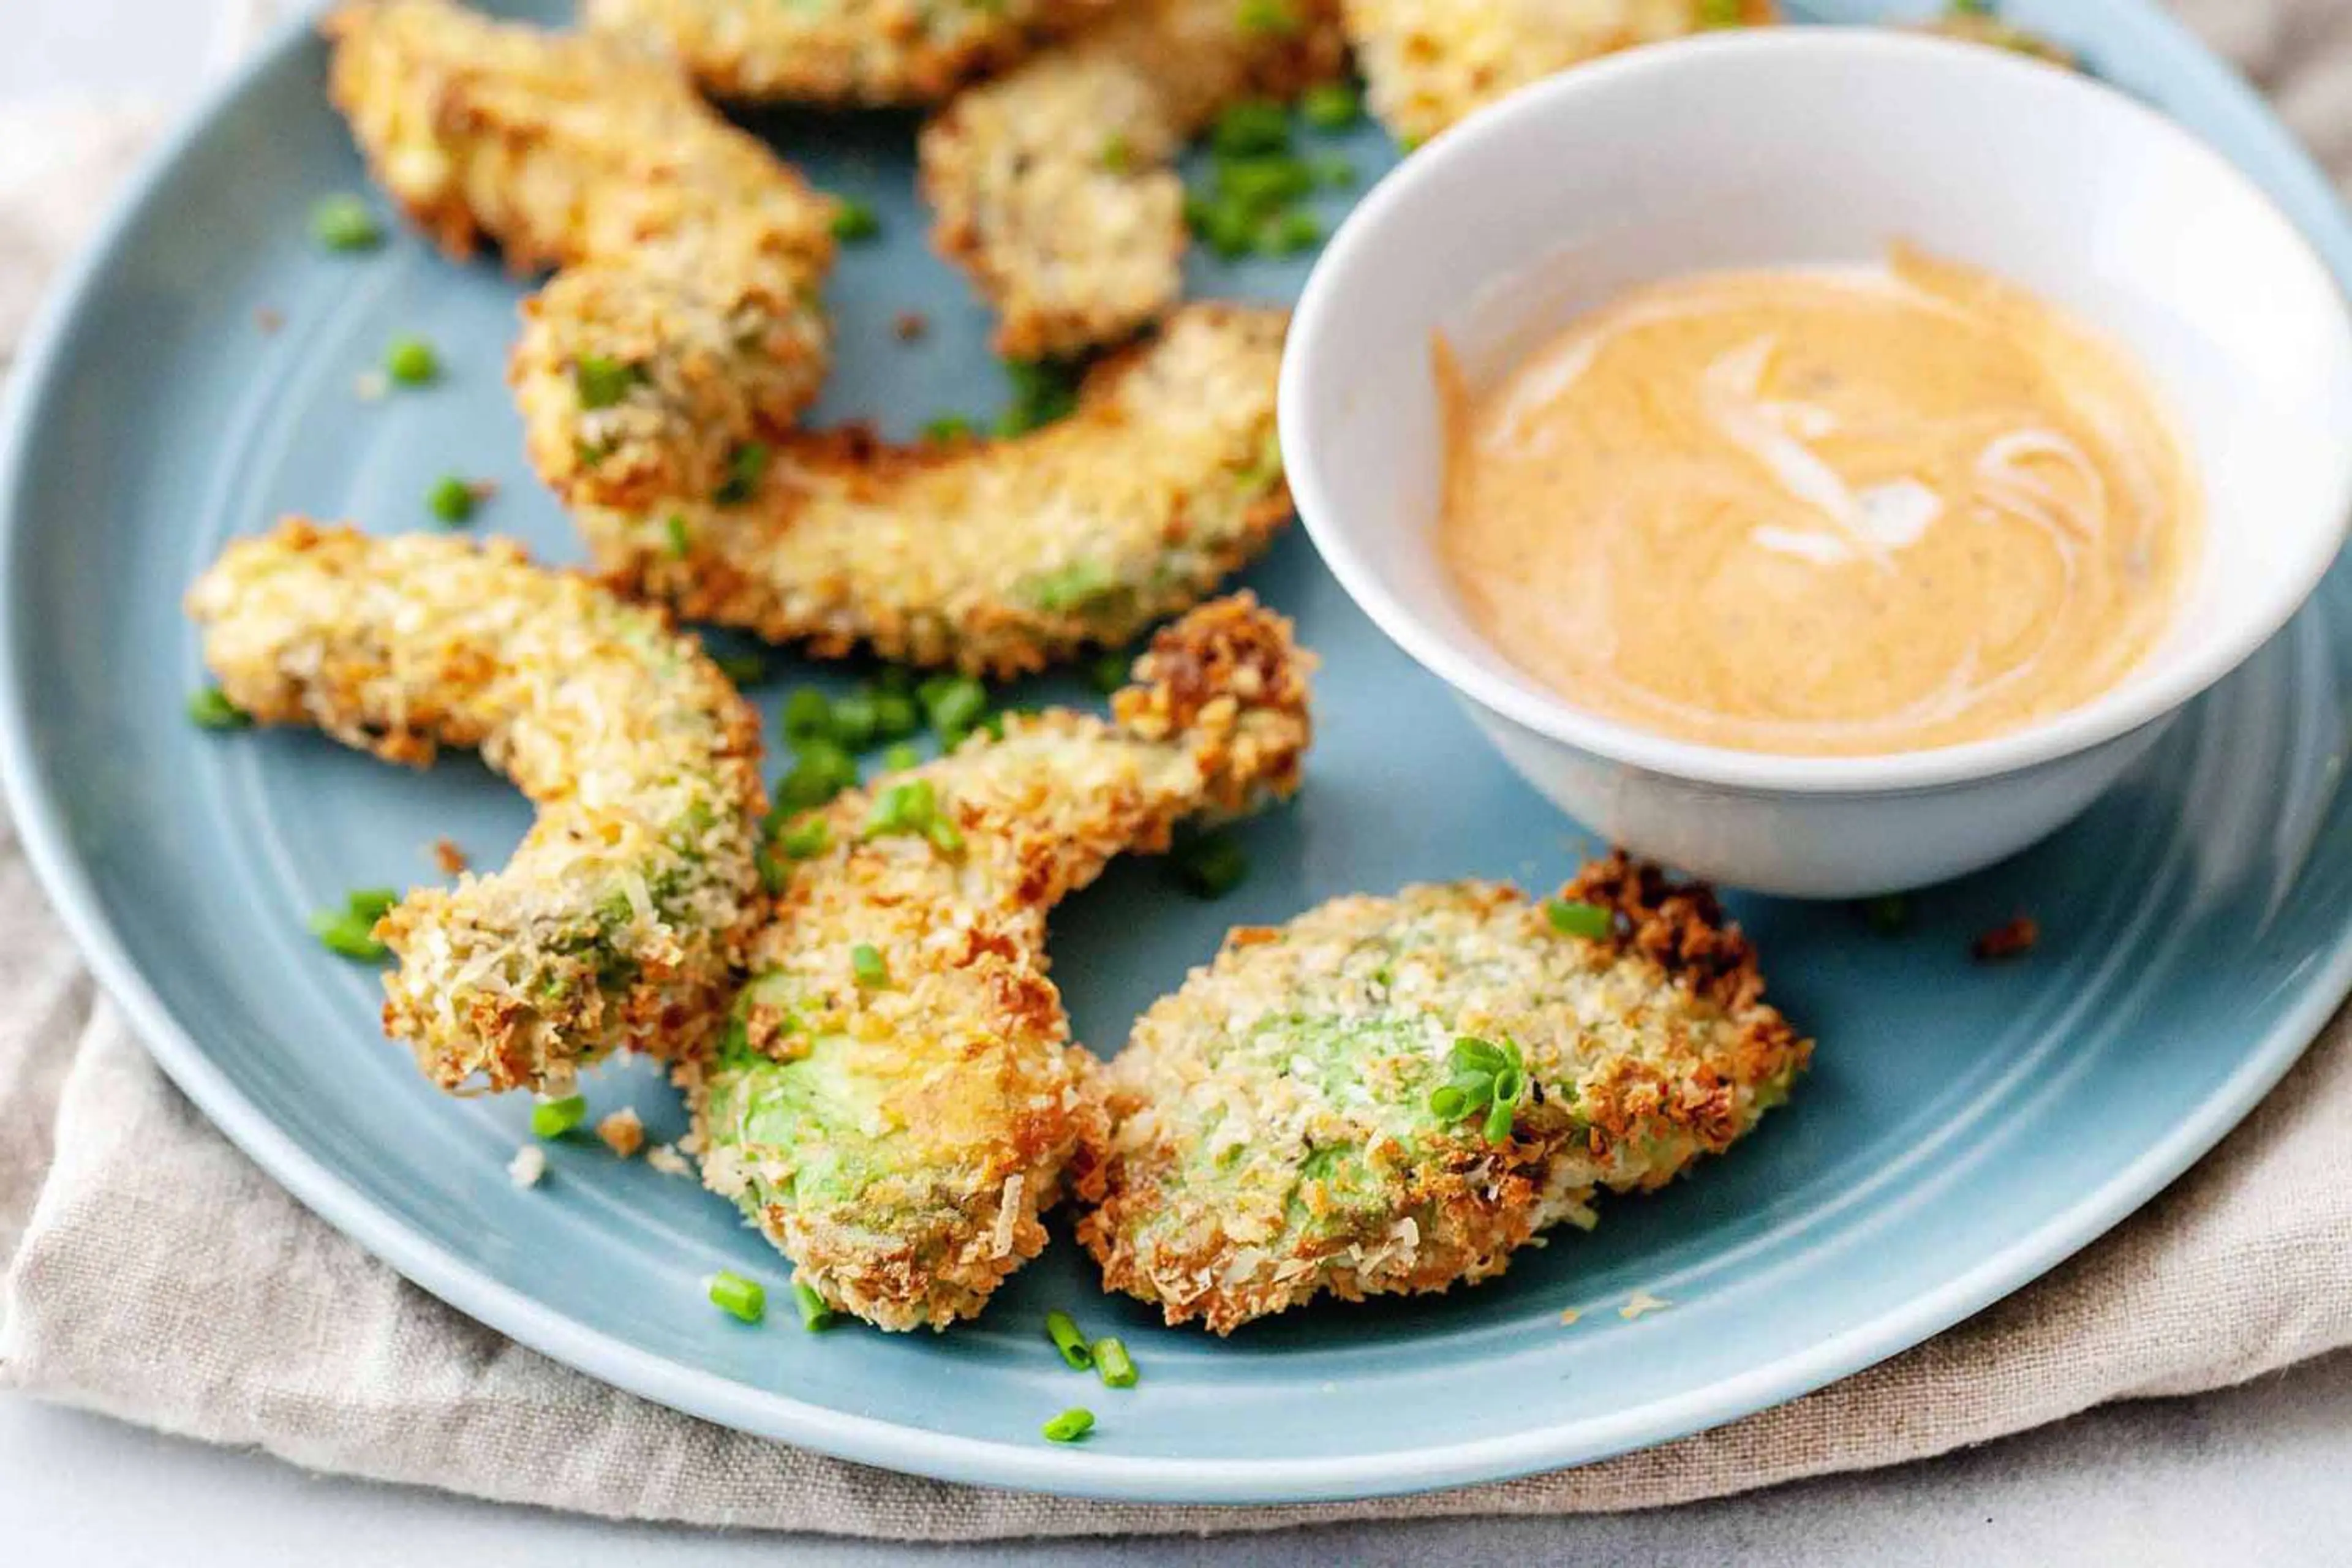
[4,0,2349,1504]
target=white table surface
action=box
[10,2,2352,1562]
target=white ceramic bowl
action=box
[1281,28,2352,897]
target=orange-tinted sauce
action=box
[1438,249,2198,756]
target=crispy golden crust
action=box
[185,521,769,1095]
[919,0,1346,358]
[1343,0,1778,146]
[1076,855,1809,1333]
[324,0,835,509]
[577,303,1294,677]
[584,0,1114,105]
[691,595,1314,1330]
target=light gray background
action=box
[7,2,2351,1561]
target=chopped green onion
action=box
[1046,1310,1093,1370]
[531,1094,587,1138]
[1088,650,1131,695]
[426,474,478,525]
[1544,899,1613,940]
[830,197,881,241]
[715,652,767,685]
[1452,1036,1506,1072]
[1025,560,1116,615]
[1312,153,1356,189]
[1093,1336,1139,1388]
[778,815,831,860]
[1261,208,1322,257]
[793,1281,835,1330]
[347,888,399,922]
[863,777,938,837]
[782,687,835,744]
[1215,155,1314,212]
[754,840,788,895]
[1483,1095,1517,1144]
[1099,133,1133,173]
[1430,1035,1531,1144]
[1698,0,1744,23]
[1041,1408,1096,1444]
[707,1270,766,1324]
[573,355,641,410]
[664,514,692,558]
[773,740,859,813]
[1863,893,1912,935]
[1300,81,1362,130]
[996,357,1081,437]
[881,742,922,774]
[873,690,922,741]
[384,336,439,386]
[831,691,880,752]
[1169,831,1248,899]
[921,413,976,443]
[714,441,769,505]
[1236,0,1298,34]
[1429,1085,1469,1120]
[188,685,251,731]
[851,942,888,988]
[311,193,384,252]
[1211,99,1292,158]
[920,674,990,741]
[1201,198,1257,260]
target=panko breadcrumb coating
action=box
[578,303,1294,677]
[585,0,1114,106]
[1343,0,1777,146]
[1076,854,1809,1333]
[692,595,1314,1330]
[920,0,1345,358]
[186,521,768,1096]
[324,0,836,510]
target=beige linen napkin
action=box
[6,0,2352,1542]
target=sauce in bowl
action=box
[1436,249,2199,756]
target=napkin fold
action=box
[6,0,2352,1541]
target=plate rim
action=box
[3,0,2348,1504]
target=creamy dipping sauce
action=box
[1437,249,2199,756]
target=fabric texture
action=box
[4,0,2351,1542]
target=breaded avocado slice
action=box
[186,521,768,1095]
[1077,857,1810,1332]
[693,595,1315,1330]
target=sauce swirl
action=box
[1438,249,2198,756]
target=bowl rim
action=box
[1280,26,2352,797]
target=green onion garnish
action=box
[307,887,396,962]
[782,686,835,743]
[1312,153,1356,189]
[793,1281,834,1331]
[1041,1408,1096,1444]
[664,514,692,558]
[573,355,641,410]
[1430,1035,1531,1145]
[707,1270,766,1324]
[851,943,888,988]
[310,193,383,252]
[531,1093,587,1139]
[714,441,769,505]
[773,740,859,814]
[188,685,251,731]
[829,691,880,752]
[714,652,766,686]
[1099,133,1133,173]
[830,197,881,242]
[1698,0,1745,23]
[427,475,477,525]
[1045,1310,1093,1370]
[1093,1336,1138,1389]
[1088,650,1130,695]
[1544,899,1613,940]
[1236,0,1299,36]
[1215,155,1314,213]
[921,414,976,443]
[880,742,922,774]
[754,841,788,895]
[1210,99,1292,158]
[1260,208,1322,257]
[873,690,922,742]
[1169,831,1248,899]
[384,336,439,386]
[1299,82,1362,130]
[995,357,1081,437]
[919,674,989,742]
[778,816,831,860]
